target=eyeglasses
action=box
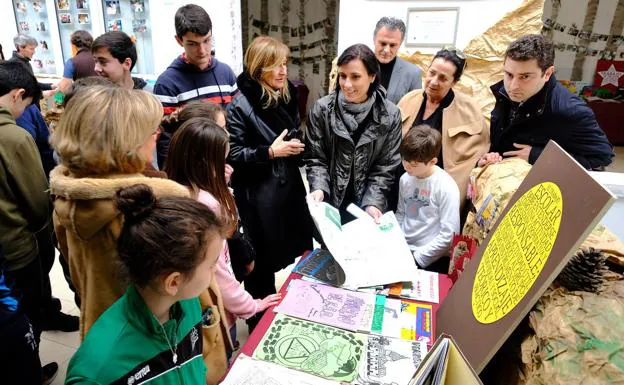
[442,45,465,60]
[441,45,467,70]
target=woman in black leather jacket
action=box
[226,36,313,330]
[304,44,402,223]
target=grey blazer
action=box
[386,57,422,105]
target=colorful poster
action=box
[371,296,433,346]
[357,335,428,385]
[275,279,373,332]
[399,271,440,304]
[254,314,366,383]
[358,271,440,304]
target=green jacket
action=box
[0,107,50,271]
[66,285,207,384]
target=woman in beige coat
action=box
[398,48,489,209]
[50,86,189,339]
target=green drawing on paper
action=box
[371,295,386,333]
[325,205,342,229]
[378,222,394,232]
[254,314,366,382]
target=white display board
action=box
[406,7,459,48]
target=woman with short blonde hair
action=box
[52,86,161,176]
[50,85,189,339]
[227,35,313,331]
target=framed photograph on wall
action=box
[406,7,459,47]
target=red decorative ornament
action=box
[594,60,624,94]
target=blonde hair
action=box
[244,35,290,108]
[51,86,162,176]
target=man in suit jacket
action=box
[373,17,422,105]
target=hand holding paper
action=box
[307,200,419,288]
[365,206,382,223]
[309,189,324,202]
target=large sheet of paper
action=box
[307,200,419,288]
[371,296,434,346]
[274,279,374,331]
[222,354,337,385]
[254,314,366,383]
[356,335,428,385]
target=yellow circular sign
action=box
[472,182,562,324]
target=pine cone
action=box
[556,247,607,293]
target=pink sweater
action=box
[197,190,260,327]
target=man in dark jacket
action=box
[8,33,55,93]
[479,34,613,170]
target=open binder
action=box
[409,334,482,385]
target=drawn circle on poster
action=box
[471,182,562,324]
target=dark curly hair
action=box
[432,49,466,81]
[505,34,555,73]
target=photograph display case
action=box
[102,0,154,74]
[13,0,57,74]
[54,0,94,65]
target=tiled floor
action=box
[40,147,624,384]
[41,253,296,384]
[607,146,624,173]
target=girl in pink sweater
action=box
[164,112,281,353]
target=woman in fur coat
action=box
[50,86,189,339]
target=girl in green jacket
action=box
[65,184,228,384]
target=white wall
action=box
[337,0,525,55]
[0,1,18,61]
[150,0,243,77]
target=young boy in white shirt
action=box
[396,125,460,271]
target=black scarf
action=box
[236,71,299,135]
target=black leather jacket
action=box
[304,88,402,212]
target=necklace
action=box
[156,317,178,364]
